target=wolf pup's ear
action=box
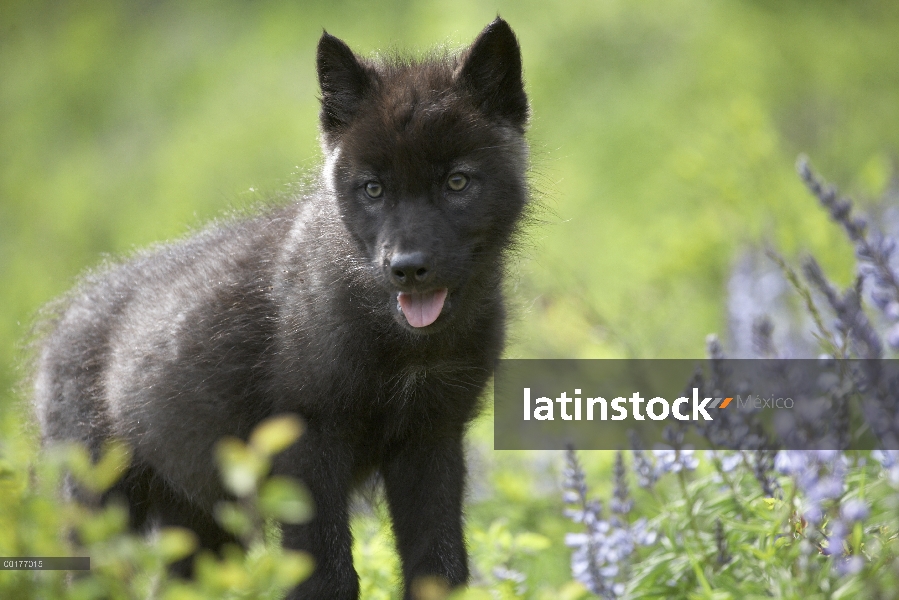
[317,31,370,139]
[458,18,528,130]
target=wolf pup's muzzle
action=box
[384,251,449,328]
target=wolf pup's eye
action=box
[446,173,469,192]
[364,181,384,198]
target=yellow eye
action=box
[446,173,469,192]
[364,181,383,198]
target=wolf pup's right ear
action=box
[317,31,370,141]
[458,18,529,131]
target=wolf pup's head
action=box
[316,18,529,334]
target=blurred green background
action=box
[1,0,898,594]
[3,0,899,396]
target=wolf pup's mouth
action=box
[397,288,448,328]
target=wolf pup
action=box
[33,17,529,600]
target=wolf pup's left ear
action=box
[458,18,528,130]
[317,31,371,139]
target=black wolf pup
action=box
[33,17,529,600]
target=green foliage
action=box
[557,446,899,599]
[625,453,899,599]
[0,415,313,599]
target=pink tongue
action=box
[398,288,448,328]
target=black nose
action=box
[388,252,432,286]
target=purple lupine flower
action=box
[824,497,869,572]
[630,517,657,546]
[802,256,882,360]
[727,248,821,358]
[775,450,847,525]
[872,449,899,485]
[705,450,742,473]
[563,447,657,599]
[886,301,899,321]
[840,499,870,523]
[798,157,899,320]
[562,447,612,597]
[720,452,742,473]
[653,447,699,475]
[824,520,848,556]
[834,555,865,577]
[887,323,899,350]
[611,452,634,517]
[774,449,870,575]
[751,315,777,358]
[628,431,658,489]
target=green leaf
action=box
[214,501,253,538]
[274,549,315,587]
[249,414,304,457]
[161,582,208,600]
[89,439,132,493]
[77,502,128,544]
[259,476,314,524]
[514,531,551,552]
[156,527,198,564]
[215,437,268,497]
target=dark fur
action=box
[33,18,529,599]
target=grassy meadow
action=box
[2,1,898,597]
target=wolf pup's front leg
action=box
[274,435,359,600]
[383,432,469,598]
